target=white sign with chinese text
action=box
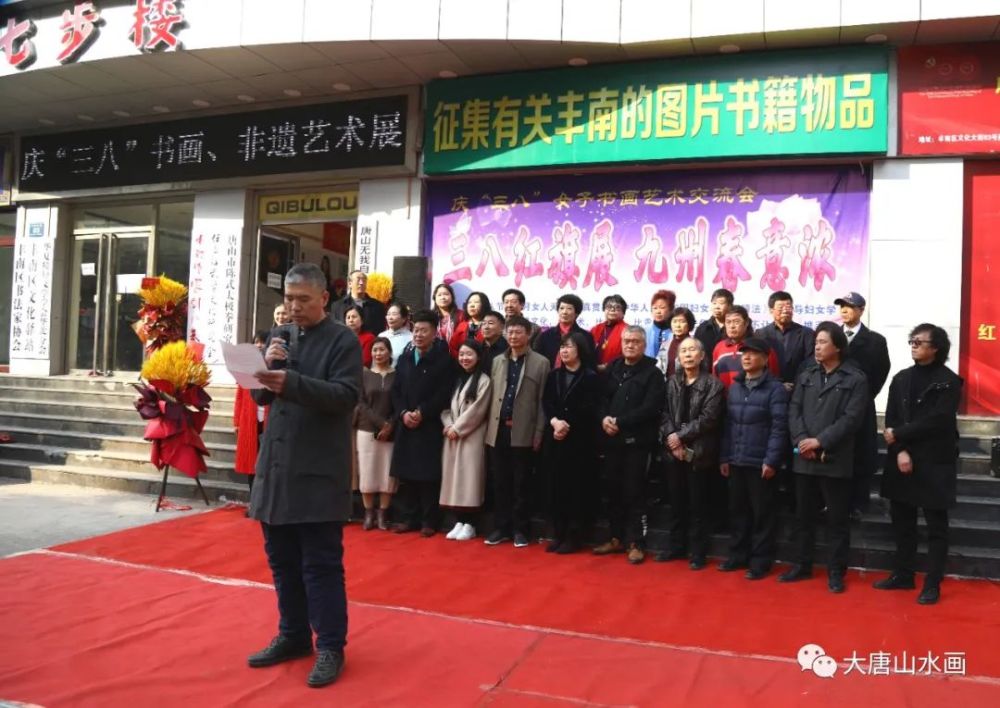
[9,206,56,369]
[187,191,245,384]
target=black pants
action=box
[395,478,440,530]
[850,400,878,511]
[604,446,649,547]
[549,455,593,545]
[890,500,949,587]
[489,431,533,536]
[666,460,710,558]
[728,465,778,572]
[791,474,851,575]
[261,521,347,653]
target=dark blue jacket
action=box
[720,371,789,468]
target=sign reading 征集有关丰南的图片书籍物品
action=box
[424,48,888,174]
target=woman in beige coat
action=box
[440,340,492,541]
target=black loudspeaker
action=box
[392,256,430,311]
[991,437,999,478]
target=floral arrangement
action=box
[366,272,394,304]
[135,275,188,352]
[133,340,212,478]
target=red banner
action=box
[899,43,1000,156]
[961,163,1000,415]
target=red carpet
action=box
[52,507,1000,677]
[0,506,993,706]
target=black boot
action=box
[307,650,345,688]
[248,635,313,668]
[917,584,941,605]
[873,573,916,590]
[777,564,813,583]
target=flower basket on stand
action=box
[131,276,213,512]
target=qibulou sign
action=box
[258,190,359,222]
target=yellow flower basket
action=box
[138,275,188,308]
[366,272,394,304]
[141,341,211,395]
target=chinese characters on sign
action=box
[425,48,888,173]
[899,43,1000,156]
[187,227,241,368]
[428,168,870,332]
[9,218,55,360]
[1,1,184,69]
[18,95,407,191]
[960,165,1000,415]
[355,223,376,274]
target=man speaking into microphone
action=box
[247,262,361,688]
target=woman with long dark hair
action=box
[448,291,492,357]
[344,305,374,367]
[432,282,464,343]
[439,339,493,541]
[541,331,602,553]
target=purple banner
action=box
[426,167,870,331]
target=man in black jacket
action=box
[389,311,456,536]
[780,322,869,593]
[836,292,890,516]
[694,288,733,359]
[757,290,815,389]
[248,263,361,688]
[876,324,962,605]
[593,326,666,565]
[330,270,387,334]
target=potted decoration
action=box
[134,275,189,353]
[365,271,394,304]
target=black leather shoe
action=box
[307,650,344,688]
[555,541,579,555]
[654,549,687,563]
[828,574,846,594]
[689,556,706,570]
[777,565,813,583]
[248,635,313,668]
[546,539,562,553]
[873,573,916,590]
[718,558,747,572]
[745,567,769,581]
[917,585,940,605]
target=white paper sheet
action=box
[220,341,267,389]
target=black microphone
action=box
[269,325,297,370]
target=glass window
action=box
[155,201,193,284]
[73,204,153,231]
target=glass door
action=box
[70,231,150,374]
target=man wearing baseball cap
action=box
[835,292,890,519]
[718,337,789,580]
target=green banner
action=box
[424,48,888,174]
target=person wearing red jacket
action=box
[344,305,374,367]
[712,306,779,389]
[448,291,491,357]
[233,332,270,500]
[590,294,628,372]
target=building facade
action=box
[0,0,997,410]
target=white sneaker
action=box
[445,521,464,540]
[455,524,476,541]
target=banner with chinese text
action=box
[18,95,407,192]
[425,48,887,173]
[899,43,1000,156]
[960,163,1000,415]
[426,168,870,332]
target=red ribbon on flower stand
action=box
[134,382,213,512]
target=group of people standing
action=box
[239,263,963,689]
[332,271,962,606]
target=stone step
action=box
[0,458,251,504]
[0,426,236,462]
[870,472,1000,498]
[0,374,236,400]
[1,442,237,476]
[878,414,1000,439]
[0,411,236,446]
[0,398,239,424]
[0,384,235,412]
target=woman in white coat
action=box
[440,339,493,541]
